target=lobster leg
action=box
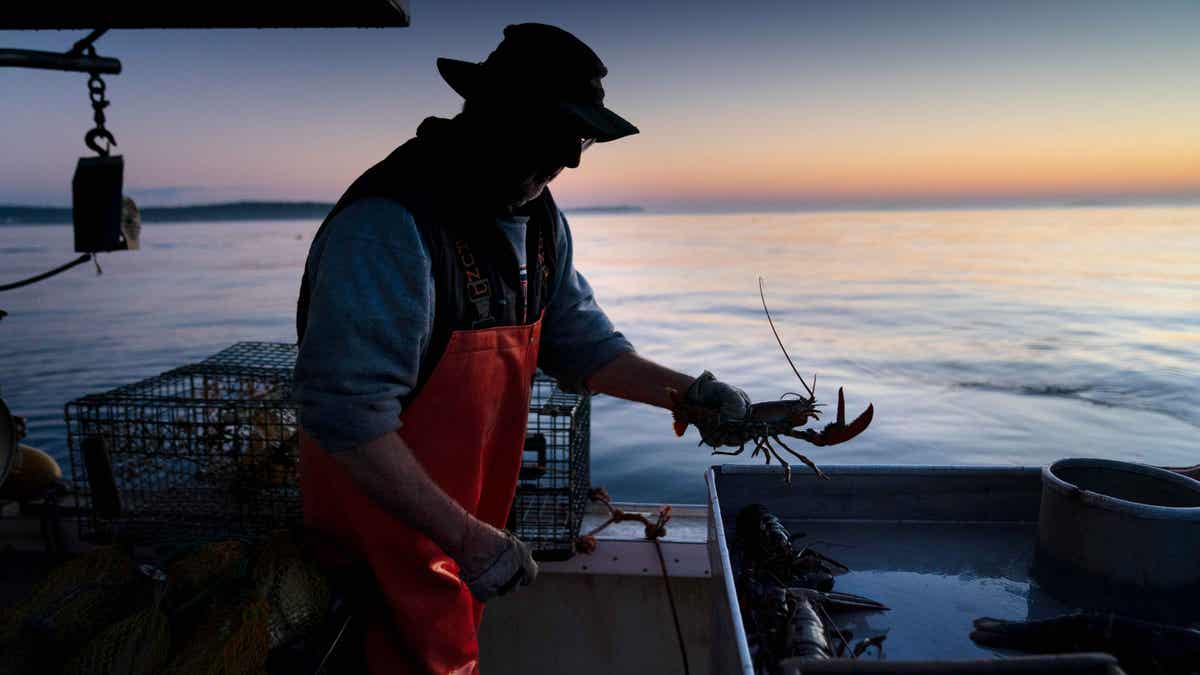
[762,437,794,484]
[749,437,770,463]
[772,435,830,480]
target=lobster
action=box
[668,278,874,483]
[736,504,889,673]
[736,503,850,591]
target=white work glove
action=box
[684,371,751,447]
[454,516,538,602]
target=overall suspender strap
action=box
[452,237,495,328]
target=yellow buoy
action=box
[0,444,63,502]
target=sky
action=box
[2,0,1199,211]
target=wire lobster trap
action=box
[66,343,592,557]
[66,344,300,543]
[509,374,591,561]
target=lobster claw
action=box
[785,387,873,447]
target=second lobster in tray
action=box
[669,278,874,483]
[735,503,889,673]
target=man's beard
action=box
[503,169,560,211]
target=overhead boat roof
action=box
[1,0,411,29]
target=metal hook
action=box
[85,127,117,157]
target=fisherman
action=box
[294,23,749,675]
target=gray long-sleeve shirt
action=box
[295,196,634,452]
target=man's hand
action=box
[454,516,538,602]
[684,371,750,446]
[685,371,751,421]
[332,431,539,602]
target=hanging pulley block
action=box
[72,154,131,253]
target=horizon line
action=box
[2,195,1199,221]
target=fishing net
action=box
[252,530,331,649]
[1,546,135,640]
[3,534,334,673]
[62,606,171,675]
[221,597,271,675]
[0,547,142,673]
[251,530,302,579]
[0,637,40,675]
[167,539,249,610]
[165,592,270,675]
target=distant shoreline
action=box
[0,201,645,225]
[3,198,1197,225]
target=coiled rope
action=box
[575,488,689,675]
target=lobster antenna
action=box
[758,277,814,398]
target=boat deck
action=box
[480,502,716,674]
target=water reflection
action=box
[1,207,1197,503]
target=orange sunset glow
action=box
[3,1,1199,210]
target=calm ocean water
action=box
[1,207,1197,503]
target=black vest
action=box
[296,117,558,406]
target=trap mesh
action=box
[511,375,591,561]
[66,342,591,558]
[66,360,299,543]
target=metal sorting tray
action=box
[707,465,1126,675]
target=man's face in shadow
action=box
[482,107,595,210]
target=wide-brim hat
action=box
[437,23,639,143]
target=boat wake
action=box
[955,380,1199,429]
